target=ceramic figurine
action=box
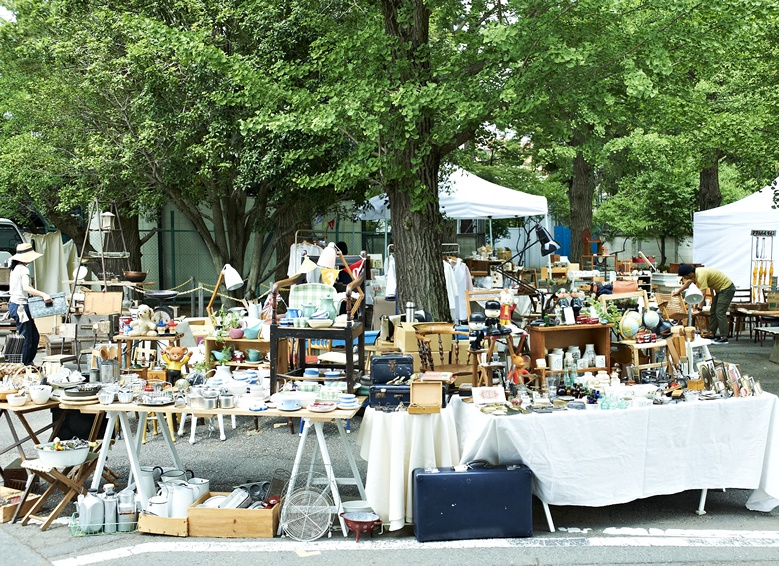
[499,287,516,326]
[469,313,486,351]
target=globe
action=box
[642,309,661,330]
[619,311,642,340]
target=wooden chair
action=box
[655,291,690,324]
[728,289,758,340]
[17,454,99,531]
[414,323,471,378]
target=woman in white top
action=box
[8,243,51,365]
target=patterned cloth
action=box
[288,283,336,309]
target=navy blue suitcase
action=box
[412,463,533,542]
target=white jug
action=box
[138,465,163,500]
[158,481,199,518]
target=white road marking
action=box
[51,529,779,566]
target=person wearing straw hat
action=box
[673,263,735,345]
[8,242,51,365]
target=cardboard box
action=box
[0,486,40,523]
[137,512,188,537]
[408,381,443,414]
[395,322,453,353]
[187,491,280,538]
[767,292,779,310]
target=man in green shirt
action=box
[673,264,736,344]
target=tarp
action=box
[693,181,779,289]
[356,167,548,220]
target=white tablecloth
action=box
[451,394,779,511]
[357,407,460,530]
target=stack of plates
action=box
[308,401,337,413]
[337,393,360,410]
[60,393,99,405]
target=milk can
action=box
[117,488,138,532]
[102,483,118,534]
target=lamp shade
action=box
[535,225,561,257]
[222,264,244,291]
[683,283,704,305]
[317,242,338,269]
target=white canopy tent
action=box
[358,167,548,222]
[693,180,779,289]
[356,167,550,273]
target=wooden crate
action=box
[0,486,40,523]
[137,513,188,537]
[187,492,280,538]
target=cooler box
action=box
[412,463,533,542]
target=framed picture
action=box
[472,386,507,405]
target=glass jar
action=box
[584,343,597,367]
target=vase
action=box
[229,327,244,339]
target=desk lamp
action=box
[494,222,561,315]
[683,283,704,327]
[206,263,245,316]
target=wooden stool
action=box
[141,412,177,444]
[16,453,99,531]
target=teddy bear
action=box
[128,304,158,337]
[162,345,191,383]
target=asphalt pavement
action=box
[1,333,778,565]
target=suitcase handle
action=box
[466,459,494,469]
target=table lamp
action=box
[206,263,245,316]
[683,283,704,326]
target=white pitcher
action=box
[158,481,199,518]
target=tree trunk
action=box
[568,129,596,263]
[388,167,450,321]
[699,153,722,211]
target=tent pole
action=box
[489,216,493,250]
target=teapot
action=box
[301,303,317,318]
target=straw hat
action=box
[11,242,42,263]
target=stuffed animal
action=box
[128,304,158,337]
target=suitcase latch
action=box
[388,359,396,372]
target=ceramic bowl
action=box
[6,393,28,407]
[117,390,135,404]
[29,385,53,405]
[98,390,115,405]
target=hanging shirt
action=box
[443,260,458,322]
[452,258,473,323]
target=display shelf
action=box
[527,323,612,374]
[203,336,286,373]
[269,322,365,394]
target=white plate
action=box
[337,402,360,410]
[199,495,227,508]
[278,406,301,412]
[308,402,337,413]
